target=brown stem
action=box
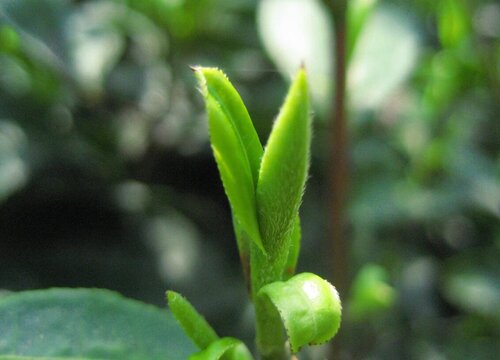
[330,0,349,306]
[323,0,349,358]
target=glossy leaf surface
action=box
[195,67,264,253]
[0,289,195,359]
[257,273,342,353]
[189,338,253,360]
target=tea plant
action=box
[0,67,341,360]
[167,67,341,359]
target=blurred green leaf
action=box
[257,0,333,113]
[349,264,397,320]
[66,1,126,95]
[347,0,378,62]
[258,2,420,113]
[0,288,196,359]
[348,6,420,110]
[437,0,471,48]
[0,120,28,202]
[442,256,500,319]
[0,0,70,71]
[0,357,96,360]
[0,25,20,53]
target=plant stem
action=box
[329,0,349,306]
[323,0,349,356]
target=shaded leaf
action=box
[0,289,196,359]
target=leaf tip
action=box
[166,290,179,305]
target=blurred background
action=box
[0,0,498,358]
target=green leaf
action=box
[256,67,310,268]
[257,273,342,354]
[0,288,196,360]
[283,216,301,280]
[348,6,420,110]
[188,338,253,360]
[232,216,251,288]
[167,290,219,350]
[194,68,263,183]
[194,67,265,253]
[437,0,471,49]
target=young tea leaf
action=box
[189,338,253,360]
[194,67,265,253]
[257,273,342,353]
[167,291,219,350]
[194,68,263,182]
[256,68,310,263]
[283,216,301,280]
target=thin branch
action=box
[323,0,349,358]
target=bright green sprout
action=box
[168,66,342,360]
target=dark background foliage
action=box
[0,0,498,358]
